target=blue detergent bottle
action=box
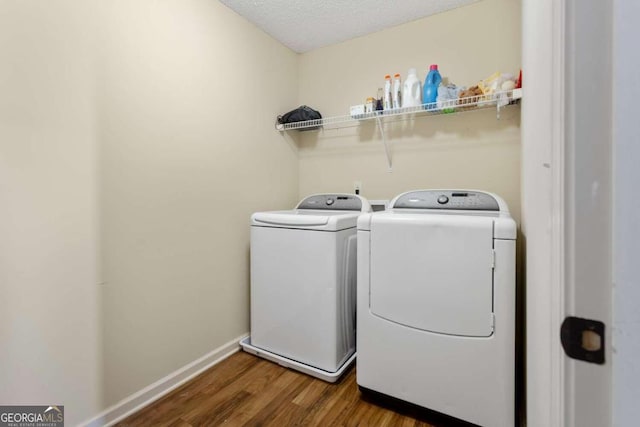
[423,64,442,109]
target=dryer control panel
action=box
[297,194,364,211]
[392,190,500,211]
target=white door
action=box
[250,226,341,370]
[523,0,614,426]
[369,214,495,337]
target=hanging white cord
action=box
[376,116,392,172]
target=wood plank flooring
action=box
[116,351,473,427]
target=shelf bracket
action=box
[376,116,392,172]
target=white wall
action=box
[297,0,522,224]
[1,0,300,420]
[612,0,640,424]
[98,0,299,407]
[0,1,102,424]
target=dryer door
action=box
[369,213,495,337]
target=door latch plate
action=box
[560,316,605,364]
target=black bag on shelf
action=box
[277,105,322,130]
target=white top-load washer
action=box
[357,190,516,426]
[241,194,371,382]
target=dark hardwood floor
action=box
[116,351,469,427]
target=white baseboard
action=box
[82,333,248,427]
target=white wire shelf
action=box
[275,88,522,131]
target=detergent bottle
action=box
[402,68,422,108]
[392,73,402,109]
[423,64,442,109]
[383,75,392,111]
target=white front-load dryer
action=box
[242,194,371,382]
[357,190,516,426]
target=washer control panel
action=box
[297,194,363,211]
[393,190,500,211]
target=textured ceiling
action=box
[219,0,480,53]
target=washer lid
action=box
[369,213,495,337]
[252,193,371,231]
[251,210,361,231]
